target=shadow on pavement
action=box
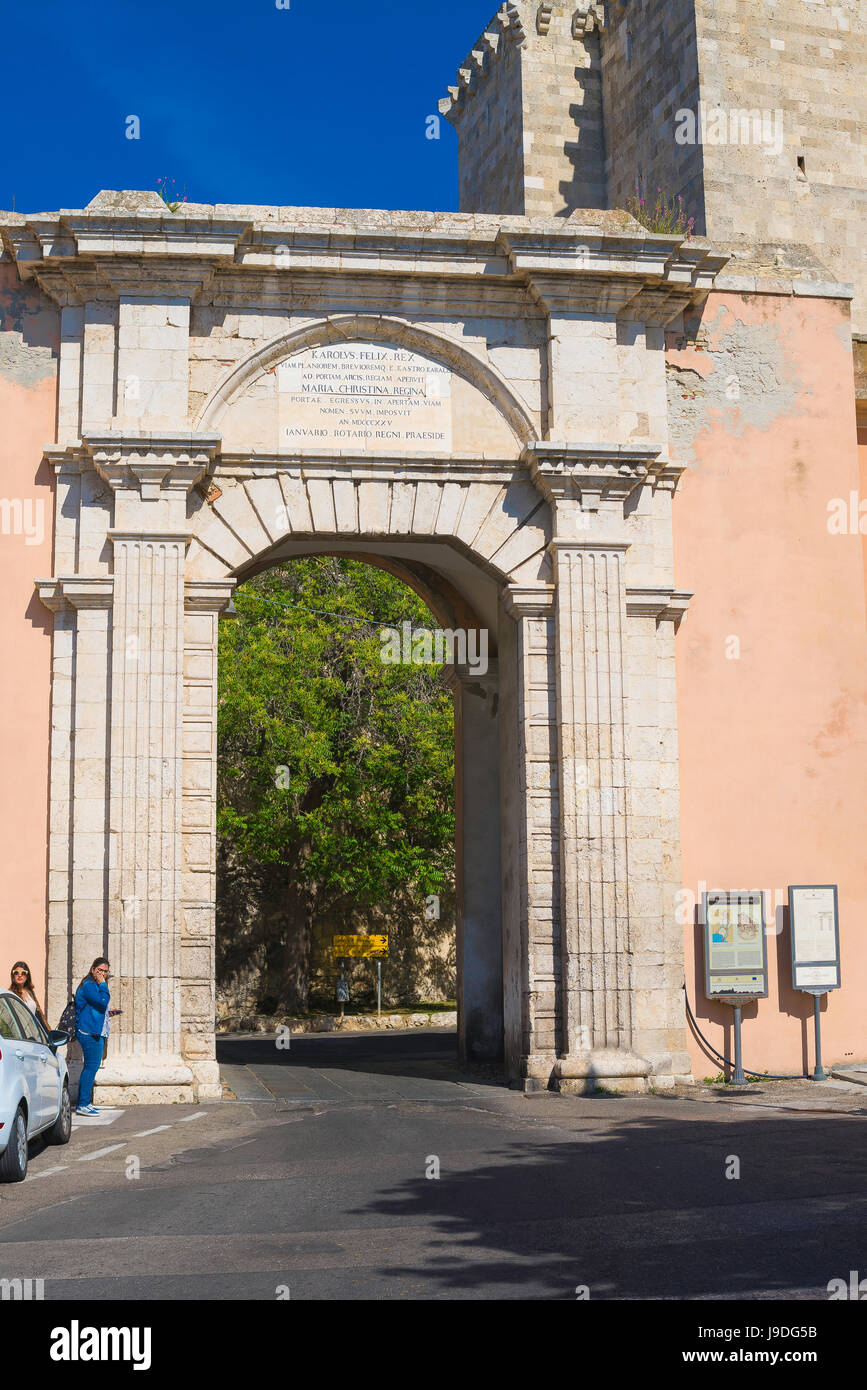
[216,1027,507,1089]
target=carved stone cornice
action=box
[500,238,729,321]
[524,442,661,511]
[3,206,728,322]
[36,576,114,612]
[81,433,221,499]
[109,531,193,547]
[4,212,245,302]
[442,659,500,696]
[184,579,238,614]
[626,587,693,627]
[502,584,555,617]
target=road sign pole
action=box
[732,1005,746,1085]
[377,959,382,1019]
[812,992,828,1081]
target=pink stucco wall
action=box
[1,251,864,1077]
[0,261,58,1014]
[859,421,867,617]
[671,291,867,1077]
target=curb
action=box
[216,1011,458,1036]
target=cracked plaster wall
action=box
[668,287,867,1073]
[0,259,58,1003]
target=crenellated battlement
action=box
[438,4,606,123]
[440,3,608,217]
[440,0,866,327]
[438,4,526,122]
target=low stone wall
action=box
[218,1011,458,1036]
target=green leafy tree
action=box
[217,557,455,1012]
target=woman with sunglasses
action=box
[74,958,120,1116]
[8,962,49,1031]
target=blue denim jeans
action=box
[76,1031,105,1107]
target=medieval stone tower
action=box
[441,0,867,332]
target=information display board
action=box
[332,934,389,958]
[703,890,768,998]
[789,885,840,992]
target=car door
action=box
[5,997,52,1130]
[31,1011,64,1125]
[0,997,29,1129]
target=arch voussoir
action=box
[189,465,544,587]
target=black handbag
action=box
[57,996,77,1034]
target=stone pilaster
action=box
[446,661,503,1063]
[527,442,660,1092]
[37,577,114,1028]
[499,584,560,1086]
[85,433,219,1102]
[103,531,188,1092]
[181,579,237,1099]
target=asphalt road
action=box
[1,1028,865,1301]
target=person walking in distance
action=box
[74,958,120,1116]
[9,962,49,1031]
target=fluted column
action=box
[107,532,187,1067]
[87,433,219,1100]
[528,442,660,1091]
[553,541,633,1057]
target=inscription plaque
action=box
[277,343,453,453]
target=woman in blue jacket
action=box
[75,958,118,1115]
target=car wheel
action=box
[0,1106,28,1182]
[47,1083,72,1146]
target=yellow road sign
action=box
[332,934,388,958]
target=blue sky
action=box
[4,0,499,215]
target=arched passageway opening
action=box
[214,546,504,1065]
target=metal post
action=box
[732,1005,746,1085]
[377,959,382,1019]
[812,993,827,1081]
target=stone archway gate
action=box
[8,194,725,1100]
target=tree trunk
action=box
[277,871,315,1014]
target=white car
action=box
[0,989,71,1181]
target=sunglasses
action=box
[12,970,28,978]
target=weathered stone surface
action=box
[442,1,866,332]
[6,24,738,1101]
[215,1010,462,1036]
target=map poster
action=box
[703,890,768,999]
[789,885,840,992]
[277,344,453,453]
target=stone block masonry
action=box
[4,195,725,1097]
[443,1,867,331]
